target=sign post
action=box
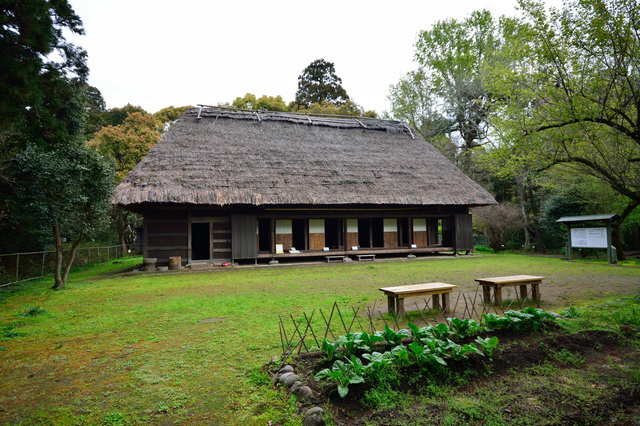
[556,214,618,264]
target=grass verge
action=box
[0,253,638,424]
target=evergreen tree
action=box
[294,59,350,108]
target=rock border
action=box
[270,360,324,425]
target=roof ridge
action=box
[190,105,410,135]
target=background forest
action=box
[1,0,638,287]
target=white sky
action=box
[66,0,561,115]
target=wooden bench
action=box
[356,254,375,262]
[475,275,544,305]
[379,283,457,317]
[325,255,346,263]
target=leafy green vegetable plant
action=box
[424,338,449,360]
[475,336,499,359]
[338,333,363,357]
[444,339,482,361]
[319,338,341,361]
[408,341,447,369]
[346,354,366,378]
[379,325,409,347]
[390,345,413,368]
[407,322,430,344]
[358,331,384,351]
[362,351,394,379]
[314,359,365,398]
[424,323,453,340]
[448,318,482,339]
[522,307,555,322]
[482,313,511,331]
[506,308,554,332]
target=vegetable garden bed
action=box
[272,307,640,425]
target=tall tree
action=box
[12,144,114,289]
[386,69,457,163]
[0,0,116,286]
[410,10,505,172]
[486,0,640,259]
[82,85,109,139]
[294,59,350,108]
[1,0,89,252]
[0,0,87,145]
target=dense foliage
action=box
[485,0,640,258]
[293,58,350,108]
[0,0,116,288]
[388,0,640,255]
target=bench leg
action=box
[532,283,541,303]
[519,285,528,300]
[397,296,406,317]
[387,295,396,316]
[494,286,503,306]
[432,294,441,311]
[482,285,491,304]
[442,293,451,313]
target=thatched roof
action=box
[112,107,496,208]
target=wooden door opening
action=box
[258,218,271,252]
[192,222,210,260]
[325,218,343,249]
[358,219,371,248]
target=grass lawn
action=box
[0,253,638,424]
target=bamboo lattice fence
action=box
[278,284,541,358]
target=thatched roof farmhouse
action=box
[113,107,496,265]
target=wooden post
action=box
[442,293,451,313]
[387,295,396,316]
[566,223,573,260]
[532,283,541,303]
[432,294,441,311]
[494,286,503,306]
[271,218,276,253]
[397,296,406,317]
[482,285,491,304]
[606,220,616,264]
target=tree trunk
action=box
[526,176,546,253]
[61,237,82,285]
[612,199,640,261]
[51,224,83,290]
[515,174,531,248]
[117,208,127,255]
[52,224,64,289]
[611,220,625,261]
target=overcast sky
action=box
[66,0,560,115]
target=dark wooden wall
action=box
[140,205,474,263]
[455,214,474,251]
[144,209,188,264]
[232,215,257,260]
